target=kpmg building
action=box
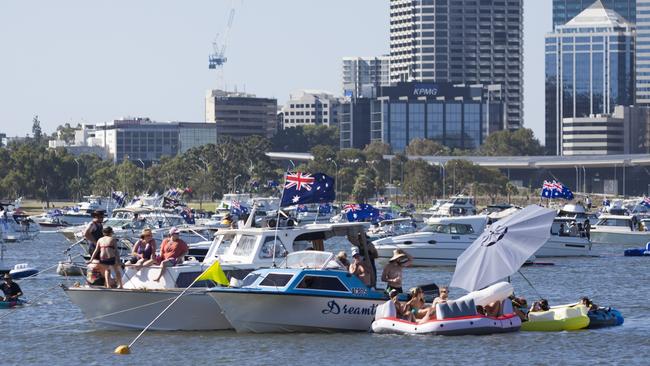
[545,2,635,155]
[388,0,523,130]
[340,82,505,151]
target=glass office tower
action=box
[553,0,635,29]
[637,1,650,106]
[545,1,635,155]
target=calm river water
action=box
[4,233,649,365]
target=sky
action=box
[0,0,551,142]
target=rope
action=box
[518,270,544,300]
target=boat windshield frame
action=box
[281,251,345,270]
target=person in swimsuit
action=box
[90,226,123,288]
[381,249,413,295]
[348,247,371,287]
[404,287,428,322]
[130,228,157,269]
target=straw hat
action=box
[389,249,407,262]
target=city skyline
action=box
[0,1,550,143]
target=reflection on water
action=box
[4,234,649,365]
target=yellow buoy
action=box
[114,345,131,355]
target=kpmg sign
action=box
[412,84,439,96]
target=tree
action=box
[307,145,337,176]
[56,123,80,144]
[32,115,43,143]
[352,170,375,203]
[405,138,450,156]
[271,125,339,152]
[480,128,544,156]
[402,159,438,203]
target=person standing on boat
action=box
[154,227,188,282]
[381,249,412,294]
[349,247,371,287]
[84,210,104,259]
[0,274,22,302]
[90,226,123,289]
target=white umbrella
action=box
[450,205,556,292]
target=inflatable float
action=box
[0,299,24,309]
[624,242,650,256]
[521,304,590,331]
[372,282,521,336]
[587,307,624,328]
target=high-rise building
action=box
[340,82,505,151]
[552,0,635,28]
[545,2,635,155]
[342,56,390,98]
[637,1,650,106]
[389,0,523,130]
[280,90,341,129]
[205,90,277,139]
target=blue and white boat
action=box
[207,251,387,333]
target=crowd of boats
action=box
[0,190,644,337]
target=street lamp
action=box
[137,159,146,192]
[233,174,241,193]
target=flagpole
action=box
[272,169,291,267]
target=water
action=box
[5,233,650,365]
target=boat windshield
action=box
[102,218,132,228]
[596,218,632,227]
[213,234,236,256]
[420,224,450,233]
[282,251,344,270]
[232,235,258,257]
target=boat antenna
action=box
[271,168,290,268]
[517,270,544,300]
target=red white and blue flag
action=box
[280,171,335,207]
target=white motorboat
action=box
[536,218,592,257]
[373,216,487,266]
[296,204,335,224]
[590,214,650,246]
[63,221,372,331]
[366,218,417,241]
[208,251,387,333]
[424,195,477,222]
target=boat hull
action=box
[63,287,230,330]
[372,314,521,335]
[209,291,384,333]
[375,243,466,266]
[590,231,650,246]
[535,236,592,257]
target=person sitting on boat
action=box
[389,289,407,319]
[579,297,598,312]
[568,222,579,237]
[83,210,105,259]
[510,296,528,321]
[90,226,123,289]
[381,249,412,294]
[129,228,157,268]
[404,287,428,322]
[348,247,371,287]
[222,213,233,226]
[558,223,566,236]
[432,286,449,306]
[154,227,189,282]
[0,274,22,302]
[481,300,502,317]
[530,299,550,312]
[336,251,350,268]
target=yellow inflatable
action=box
[521,304,590,331]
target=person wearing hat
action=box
[129,228,157,268]
[83,210,105,259]
[90,226,123,289]
[336,251,350,268]
[154,227,189,281]
[381,249,412,294]
[0,274,22,302]
[348,247,371,287]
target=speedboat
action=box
[59,195,113,225]
[590,214,650,246]
[62,221,371,331]
[207,251,387,333]
[536,218,592,257]
[373,216,486,266]
[425,195,477,220]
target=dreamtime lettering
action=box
[321,300,378,316]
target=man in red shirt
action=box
[154,227,189,281]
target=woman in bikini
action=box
[90,226,123,289]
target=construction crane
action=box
[209,0,237,70]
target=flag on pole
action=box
[195,261,229,286]
[280,172,335,207]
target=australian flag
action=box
[346,204,380,222]
[319,203,332,214]
[111,191,127,207]
[280,172,335,207]
[180,208,195,224]
[561,185,574,201]
[541,181,553,199]
[230,200,249,215]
